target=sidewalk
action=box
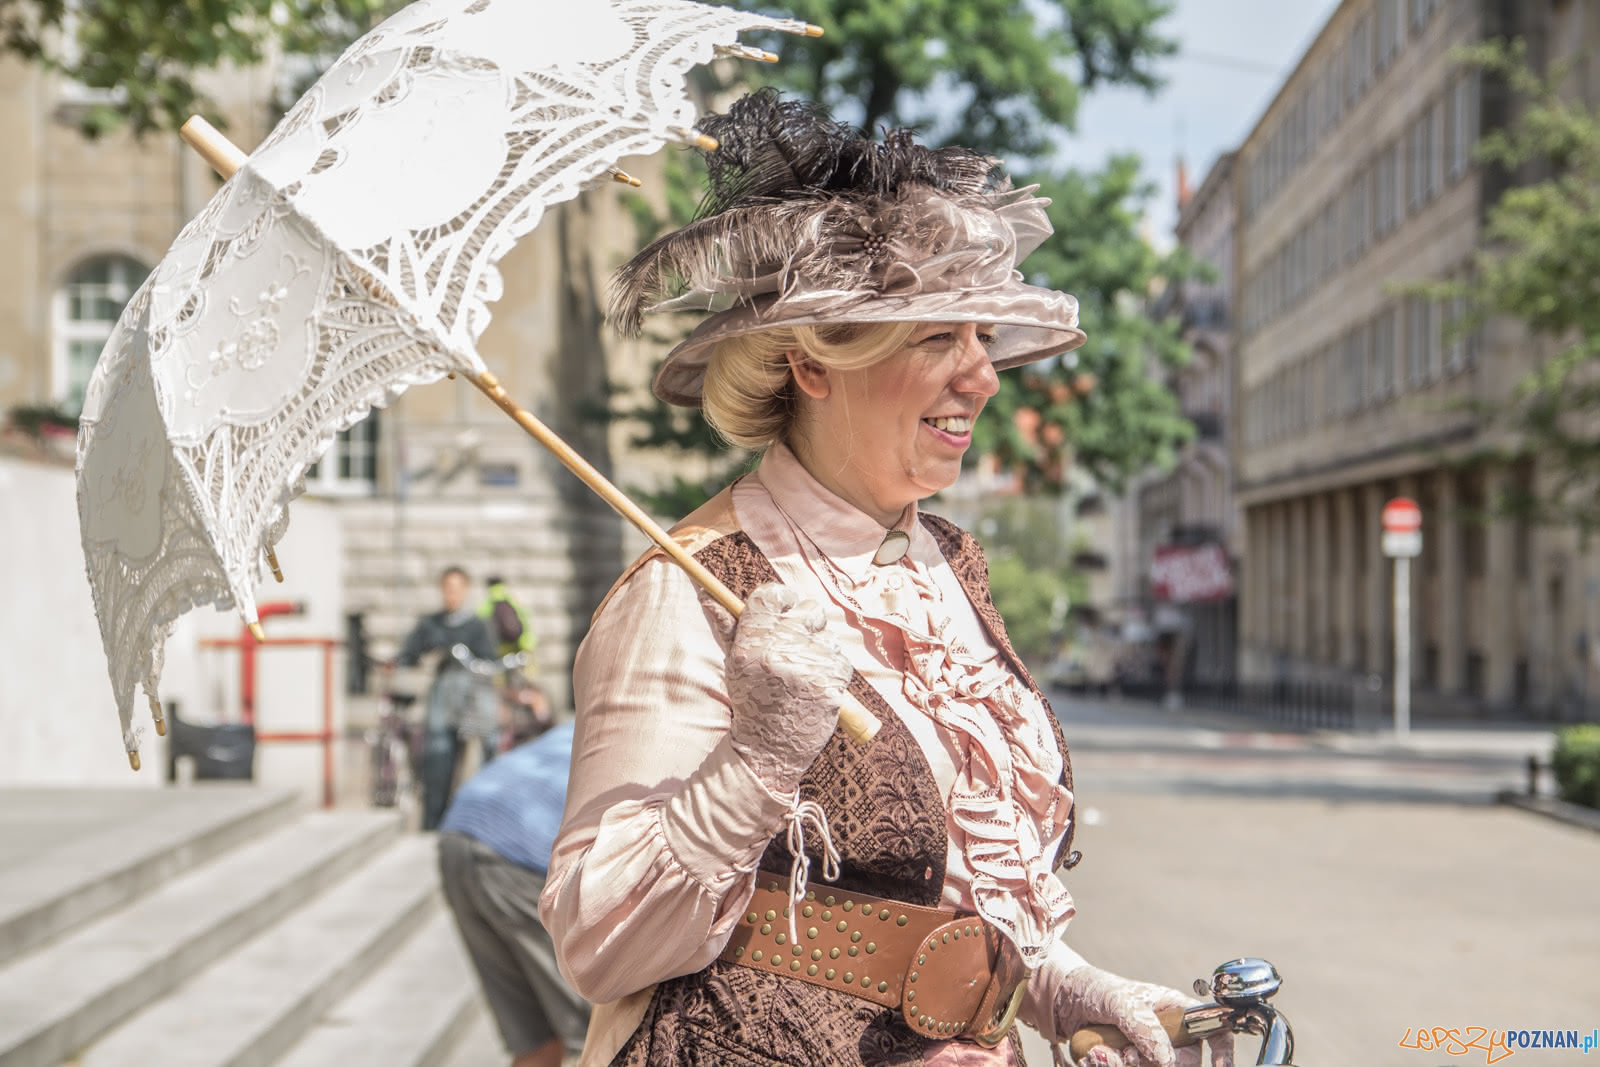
[1051,689,1558,763]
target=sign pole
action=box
[1381,496,1422,740]
[1394,554,1410,739]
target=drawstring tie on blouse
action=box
[782,797,840,945]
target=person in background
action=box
[393,565,501,830]
[440,719,590,1067]
[480,575,538,661]
[479,575,552,750]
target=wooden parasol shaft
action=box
[176,115,881,745]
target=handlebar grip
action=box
[1068,1007,1198,1059]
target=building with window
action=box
[1234,0,1600,718]
[0,48,684,716]
[1135,152,1240,694]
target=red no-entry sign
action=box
[1382,497,1421,557]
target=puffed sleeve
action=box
[539,559,795,1004]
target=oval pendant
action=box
[873,530,910,566]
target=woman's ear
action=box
[785,349,831,400]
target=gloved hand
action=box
[1049,965,1234,1067]
[725,583,854,794]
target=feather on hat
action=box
[612,90,1086,407]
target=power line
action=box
[1175,49,1285,76]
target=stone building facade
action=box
[0,49,687,716]
[1136,152,1240,690]
[1234,0,1600,718]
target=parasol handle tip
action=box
[127,750,142,771]
[179,114,247,180]
[249,622,266,643]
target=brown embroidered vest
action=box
[610,507,1077,1067]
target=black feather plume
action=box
[611,90,1007,334]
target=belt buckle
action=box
[970,974,1029,1047]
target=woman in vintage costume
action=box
[540,92,1232,1067]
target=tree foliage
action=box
[0,0,390,136]
[1420,40,1600,535]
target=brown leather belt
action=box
[720,874,1029,1047]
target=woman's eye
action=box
[977,331,998,347]
[918,332,954,345]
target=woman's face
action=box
[788,322,1001,525]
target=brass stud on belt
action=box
[826,968,836,980]
[760,924,772,935]
[844,971,854,983]
[790,960,801,971]
[909,1005,920,1017]
[917,954,927,965]
[941,932,950,944]
[848,946,858,957]
[865,942,877,954]
[909,971,918,983]
[837,921,848,932]
[775,933,787,945]
[830,947,840,959]
[734,946,744,957]
[803,906,814,918]
[753,950,764,961]
[907,990,916,1002]
[807,926,818,939]
[897,915,909,926]
[806,891,816,901]
[746,912,758,924]
[850,931,862,943]
[877,981,888,993]
[808,964,818,976]
[811,949,822,960]
[843,900,854,911]
[765,910,777,921]
[879,911,891,921]
[825,895,836,905]
[822,910,833,921]
[771,955,783,967]
[860,975,871,988]
[952,929,961,940]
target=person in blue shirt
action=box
[439,720,589,1067]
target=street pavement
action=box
[1020,694,1598,1067]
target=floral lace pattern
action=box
[75,0,813,758]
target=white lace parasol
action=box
[75,0,834,767]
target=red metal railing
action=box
[198,634,341,808]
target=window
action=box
[305,411,381,495]
[1449,73,1479,179]
[1373,308,1395,401]
[1406,298,1425,387]
[53,254,148,415]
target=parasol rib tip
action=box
[609,167,644,187]
[804,23,824,36]
[693,131,719,151]
[265,547,284,582]
[128,750,141,771]
[249,622,266,643]
[148,694,166,737]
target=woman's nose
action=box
[954,331,1000,397]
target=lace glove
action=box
[725,583,854,796]
[1049,965,1235,1067]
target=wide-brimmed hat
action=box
[611,91,1087,407]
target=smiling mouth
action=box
[923,415,973,434]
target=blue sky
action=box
[1058,0,1342,244]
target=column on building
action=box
[1335,487,1357,670]
[1289,496,1311,662]
[1483,464,1520,710]
[1240,504,1264,679]
[1364,483,1390,676]
[1435,469,1464,697]
[1310,492,1331,662]
[1270,501,1288,665]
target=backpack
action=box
[490,598,524,648]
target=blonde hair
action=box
[701,321,921,449]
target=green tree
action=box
[0,0,391,136]
[1418,40,1600,535]
[614,0,1196,508]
